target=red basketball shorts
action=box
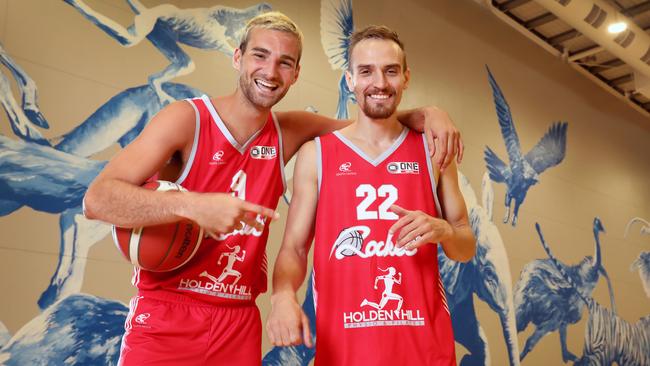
[118,291,261,366]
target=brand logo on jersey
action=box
[210,150,226,165]
[336,162,357,176]
[135,313,150,325]
[330,226,417,260]
[250,145,276,160]
[387,161,420,174]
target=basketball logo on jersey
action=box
[178,244,253,300]
[343,267,425,329]
[330,226,416,260]
[387,161,420,174]
[250,145,277,160]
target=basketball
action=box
[335,227,364,257]
[111,180,204,272]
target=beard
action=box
[239,73,287,109]
[360,88,399,119]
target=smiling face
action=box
[346,38,409,120]
[234,27,301,109]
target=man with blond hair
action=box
[85,12,463,364]
[267,25,475,365]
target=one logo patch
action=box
[250,145,277,160]
[387,161,420,174]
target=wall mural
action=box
[514,218,615,363]
[63,0,271,105]
[534,223,650,366]
[483,66,568,227]
[320,0,355,120]
[0,1,646,365]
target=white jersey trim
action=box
[422,134,444,220]
[271,112,287,194]
[201,95,263,154]
[333,128,409,167]
[176,99,201,185]
[315,137,323,195]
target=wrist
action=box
[271,289,297,305]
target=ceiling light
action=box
[608,21,627,34]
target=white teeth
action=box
[255,79,278,89]
[369,94,389,99]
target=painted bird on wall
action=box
[483,66,568,226]
[320,0,355,119]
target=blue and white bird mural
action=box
[483,66,568,226]
[535,223,650,366]
[514,217,615,363]
[625,217,650,298]
[320,0,355,119]
[0,43,49,145]
[63,0,271,105]
[0,294,128,366]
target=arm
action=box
[83,101,277,233]
[389,159,475,262]
[276,107,463,167]
[266,141,318,348]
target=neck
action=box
[212,90,270,143]
[350,110,403,143]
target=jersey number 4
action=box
[356,184,398,220]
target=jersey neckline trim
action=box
[200,95,267,155]
[332,128,409,167]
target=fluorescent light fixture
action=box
[608,21,627,34]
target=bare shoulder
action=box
[294,140,318,180]
[138,100,197,147]
[296,139,317,158]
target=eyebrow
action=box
[356,63,402,70]
[250,47,297,64]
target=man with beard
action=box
[84,12,463,365]
[267,25,476,365]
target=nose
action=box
[372,72,388,89]
[261,59,280,81]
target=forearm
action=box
[396,107,427,132]
[83,178,187,228]
[440,222,475,262]
[272,243,310,299]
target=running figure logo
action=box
[361,267,403,315]
[200,244,246,285]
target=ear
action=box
[403,67,411,90]
[345,70,355,91]
[232,48,243,71]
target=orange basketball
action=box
[111,181,204,272]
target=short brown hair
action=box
[348,25,407,70]
[239,11,303,63]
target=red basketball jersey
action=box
[313,129,456,365]
[133,95,286,305]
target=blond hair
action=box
[239,11,303,63]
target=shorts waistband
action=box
[137,290,256,308]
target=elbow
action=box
[82,184,102,220]
[455,243,476,263]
